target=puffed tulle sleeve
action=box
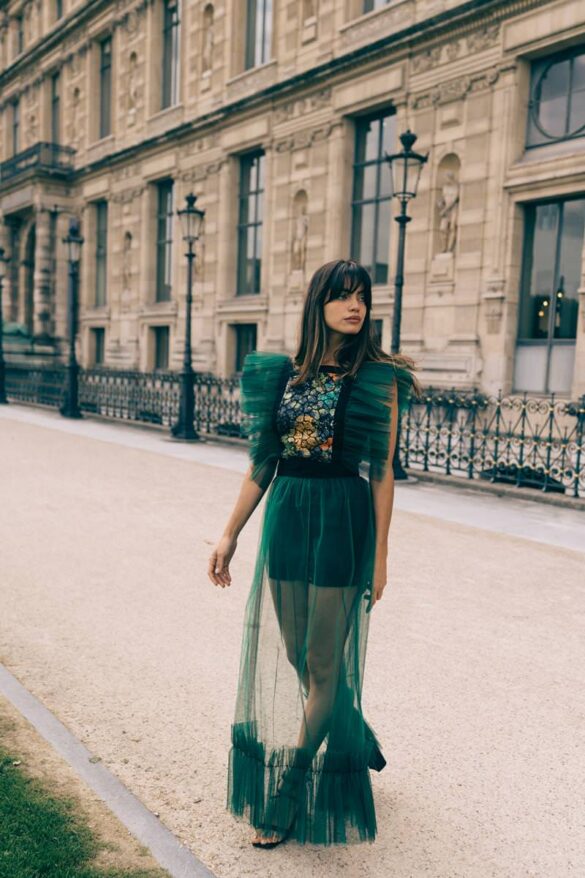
[341,360,415,481]
[239,350,291,490]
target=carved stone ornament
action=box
[275,121,341,153]
[274,87,331,124]
[482,281,506,335]
[111,186,145,204]
[410,67,501,109]
[341,0,414,47]
[466,23,500,53]
[227,64,275,99]
[412,46,442,74]
[179,160,225,184]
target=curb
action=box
[0,663,217,878]
[408,470,585,511]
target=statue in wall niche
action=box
[303,0,317,20]
[128,52,138,117]
[122,231,133,292]
[202,5,214,74]
[70,88,81,146]
[27,111,38,145]
[437,170,460,253]
[291,196,309,273]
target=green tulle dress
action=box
[227,351,412,845]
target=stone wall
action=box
[0,0,583,395]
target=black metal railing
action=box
[401,388,585,499]
[5,365,585,499]
[0,142,76,183]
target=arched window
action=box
[527,47,585,147]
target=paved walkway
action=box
[1,404,583,878]
[2,405,583,552]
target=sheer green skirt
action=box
[227,469,384,845]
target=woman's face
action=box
[323,286,368,338]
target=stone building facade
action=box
[0,0,584,396]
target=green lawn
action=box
[0,746,164,878]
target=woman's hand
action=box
[208,535,237,588]
[369,551,388,611]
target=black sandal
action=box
[251,763,306,849]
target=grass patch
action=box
[0,746,163,878]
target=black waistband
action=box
[275,458,359,479]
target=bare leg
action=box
[268,577,310,693]
[251,584,358,846]
[297,585,357,754]
[251,578,309,846]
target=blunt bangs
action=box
[324,261,372,308]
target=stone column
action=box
[324,121,350,261]
[33,208,53,338]
[215,156,236,302]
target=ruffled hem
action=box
[227,721,377,845]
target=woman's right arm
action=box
[207,463,269,589]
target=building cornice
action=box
[1,0,553,91]
[0,0,562,183]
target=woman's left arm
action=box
[368,386,399,611]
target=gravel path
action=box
[1,410,583,878]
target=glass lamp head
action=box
[178,192,205,244]
[64,217,84,263]
[386,129,428,201]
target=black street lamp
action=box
[60,217,84,419]
[171,192,205,440]
[0,246,9,405]
[385,129,428,480]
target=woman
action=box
[208,259,417,848]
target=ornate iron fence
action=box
[401,388,585,499]
[80,368,181,426]
[5,365,585,498]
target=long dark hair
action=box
[291,259,419,392]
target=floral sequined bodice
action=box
[275,366,346,462]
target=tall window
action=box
[51,71,61,143]
[237,153,264,295]
[514,198,585,394]
[99,36,112,138]
[155,180,174,302]
[245,0,272,70]
[153,326,170,369]
[363,0,390,11]
[11,98,20,155]
[527,47,585,148]
[235,324,257,372]
[95,202,108,307]
[372,318,383,347]
[15,14,24,55]
[351,111,395,285]
[92,328,105,365]
[55,0,63,20]
[162,0,181,108]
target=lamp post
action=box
[171,192,205,440]
[0,246,9,405]
[60,217,84,419]
[385,129,428,480]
